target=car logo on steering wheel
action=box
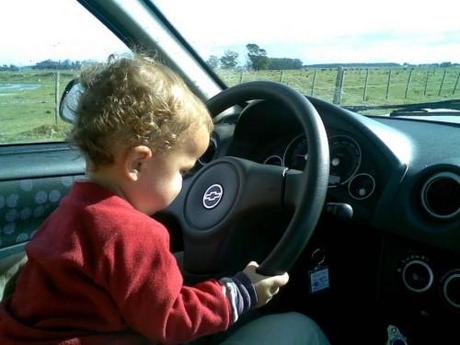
[202,184,224,209]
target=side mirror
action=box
[59,79,84,123]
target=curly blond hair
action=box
[69,54,213,168]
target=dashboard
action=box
[208,97,460,246]
[205,96,460,335]
[210,99,395,223]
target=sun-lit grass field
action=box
[0,70,76,144]
[217,67,460,107]
[1,66,459,144]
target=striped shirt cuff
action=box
[219,272,258,323]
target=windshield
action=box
[153,0,459,116]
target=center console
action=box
[379,234,460,344]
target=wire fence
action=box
[217,66,460,107]
[0,70,77,143]
[1,67,460,143]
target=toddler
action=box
[0,54,329,345]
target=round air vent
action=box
[442,270,460,309]
[198,137,217,165]
[421,172,460,220]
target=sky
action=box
[155,0,460,65]
[0,0,128,65]
[1,0,459,66]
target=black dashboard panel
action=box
[212,97,460,253]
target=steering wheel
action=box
[167,81,329,276]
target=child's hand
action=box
[242,261,289,308]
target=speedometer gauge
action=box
[283,135,308,170]
[328,135,361,186]
[283,134,362,187]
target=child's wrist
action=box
[219,272,258,323]
[232,271,258,310]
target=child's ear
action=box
[124,145,152,181]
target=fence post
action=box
[54,70,60,125]
[385,69,392,100]
[311,69,317,96]
[333,66,344,104]
[404,68,413,99]
[279,70,284,82]
[453,72,460,95]
[362,68,369,101]
[424,70,430,96]
[438,69,447,96]
[239,71,244,83]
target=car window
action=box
[0,0,129,145]
[153,0,460,116]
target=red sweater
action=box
[0,181,232,345]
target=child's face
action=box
[129,126,210,214]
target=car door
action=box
[0,0,129,298]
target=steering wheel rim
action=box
[205,81,330,275]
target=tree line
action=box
[0,59,92,71]
[207,43,303,71]
[206,43,459,71]
[0,64,20,72]
[32,59,83,70]
[2,55,458,73]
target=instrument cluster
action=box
[264,134,362,185]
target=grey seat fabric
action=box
[0,252,27,301]
[188,311,330,345]
[219,312,331,345]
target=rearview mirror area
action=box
[59,79,84,124]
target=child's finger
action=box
[246,261,259,268]
[272,272,289,286]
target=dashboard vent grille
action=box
[421,172,460,220]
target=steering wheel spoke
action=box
[283,169,305,207]
[232,158,286,213]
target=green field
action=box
[1,67,459,144]
[0,70,77,144]
[218,67,460,109]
